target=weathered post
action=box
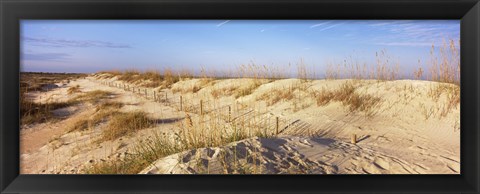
[153,91,156,102]
[351,134,357,144]
[200,100,203,115]
[228,105,231,122]
[145,89,147,98]
[276,117,279,136]
[180,96,183,111]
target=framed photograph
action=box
[1,0,479,193]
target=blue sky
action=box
[21,20,459,77]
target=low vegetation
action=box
[21,89,112,126]
[97,68,193,89]
[67,85,81,94]
[101,111,155,141]
[20,73,86,125]
[20,97,73,125]
[66,101,125,132]
[71,90,112,103]
[86,106,276,174]
[311,82,382,115]
[258,88,295,106]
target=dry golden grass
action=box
[211,85,238,99]
[20,98,73,125]
[101,111,155,141]
[67,118,91,132]
[71,90,111,103]
[258,88,295,106]
[20,73,86,125]
[98,68,188,89]
[427,39,460,85]
[233,82,264,98]
[84,131,183,174]
[87,106,276,174]
[427,83,460,117]
[172,78,214,94]
[67,85,81,95]
[67,102,125,132]
[95,101,124,111]
[311,82,381,115]
[20,72,86,92]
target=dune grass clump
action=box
[67,85,81,94]
[427,39,460,85]
[211,85,238,99]
[95,101,124,111]
[20,96,73,125]
[258,88,295,106]
[311,82,381,114]
[85,131,184,174]
[99,68,185,89]
[427,83,460,117]
[22,90,113,126]
[20,73,86,125]
[66,101,125,132]
[67,118,91,132]
[344,92,382,113]
[71,90,112,103]
[101,111,155,141]
[87,109,276,174]
[116,70,141,82]
[233,82,264,98]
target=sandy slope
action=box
[20,75,460,174]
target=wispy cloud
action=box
[23,37,131,48]
[374,42,433,47]
[368,21,408,27]
[22,52,70,61]
[317,22,344,32]
[260,29,265,32]
[368,21,459,47]
[216,20,230,27]
[310,21,332,28]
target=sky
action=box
[20,20,460,78]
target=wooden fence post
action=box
[200,100,203,115]
[276,117,279,136]
[145,89,147,98]
[180,96,183,111]
[351,134,357,144]
[153,91,156,101]
[228,105,231,122]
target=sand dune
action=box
[20,74,460,174]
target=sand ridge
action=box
[20,75,460,174]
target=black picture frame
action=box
[1,0,479,193]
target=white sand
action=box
[20,74,460,174]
